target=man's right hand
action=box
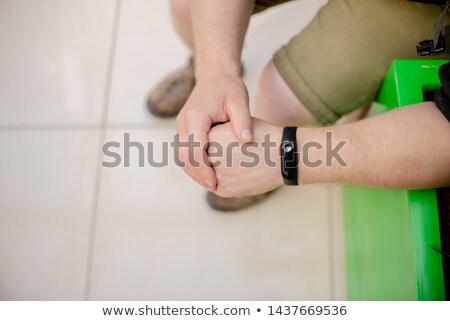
[176,73,253,191]
[175,0,254,190]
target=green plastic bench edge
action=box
[369,60,445,300]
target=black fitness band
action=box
[280,127,299,185]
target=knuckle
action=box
[175,115,184,131]
[199,167,211,179]
[183,108,197,122]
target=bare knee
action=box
[170,0,194,50]
[170,0,190,19]
[255,61,320,127]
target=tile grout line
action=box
[0,123,175,131]
[83,0,123,301]
[327,186,336,300]
[0,124,103,131]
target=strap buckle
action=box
[417,36,446,56]
[417,0,450,56]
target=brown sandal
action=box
[146,58,196,118]
[206,190,275,212]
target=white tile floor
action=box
[0,0,346,300]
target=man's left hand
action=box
[207,118,284,197]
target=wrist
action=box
[195,57,242,80]
[271,126,285,187]
[296,127,353,185]
[280,127,299,186]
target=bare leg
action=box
[254,60,321,127]
[170,0,194,52]
[147,0,195,117]
[254,60,370,127]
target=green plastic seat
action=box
[343,60,446,300]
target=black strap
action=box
[280,127,299,186]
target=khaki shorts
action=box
[255,0,447,124]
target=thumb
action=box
[228,103,253,142]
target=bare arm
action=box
[209,103,450,197]
[300,102,450,189]
[192,0,254,79]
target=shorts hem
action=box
[273,46,340,125]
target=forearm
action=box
[299,103,450,189]
[191,0,254,78]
